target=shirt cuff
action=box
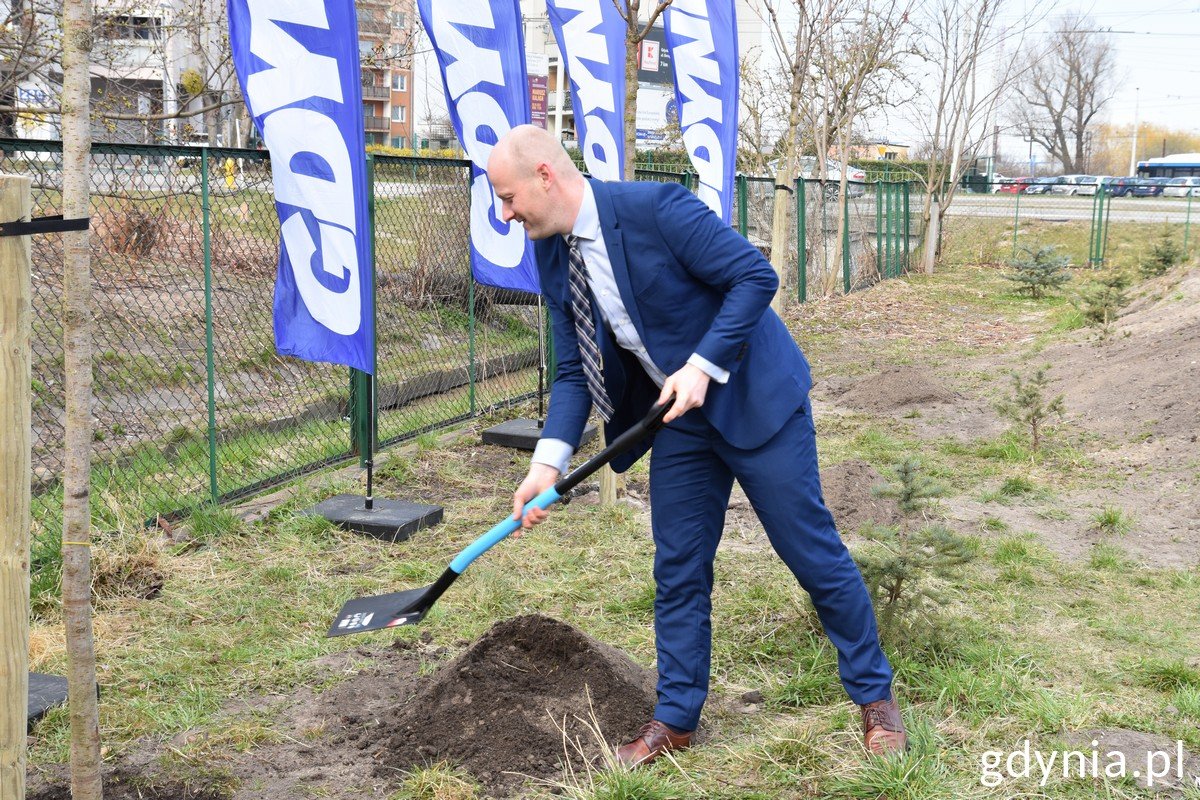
[531,438,573,476]
[688,353,730,384]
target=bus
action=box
[1136,153,1200,179]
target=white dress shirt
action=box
[532,181,729,475]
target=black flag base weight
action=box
[308,494,443,543]
[28,672,68,725]
[481,419,598,451]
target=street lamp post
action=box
[1022,129,1037,177]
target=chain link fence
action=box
[939,179,1198,270]
[9,140,920,603]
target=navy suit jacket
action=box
[536,178,812,472]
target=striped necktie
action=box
[566,235,614,422]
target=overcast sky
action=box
[741,0,1200,169]
[417,0,1199,171]
[1079,0,1200,134]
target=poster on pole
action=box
[546,0,626,181]
[418,0,540,293]
[228,0,374,373]
[664,0,739,222]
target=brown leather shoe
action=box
[613,720,692,768]
[860,695,907,756]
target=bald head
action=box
[490,124,580,181]
[487,125,585,239]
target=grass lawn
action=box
[25,259,1200,800]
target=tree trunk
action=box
[923,198,940,275]
[623,18,640,182]
[0,174,33,800]
[61,0,104,798]
[769,58,807,313]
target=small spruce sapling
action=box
[1005,246,1072,299]
[994,365,1065,452]
[1075,270,1129,338]
[857,458,976,637]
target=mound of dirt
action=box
[376,614,655,796]
[820,460,903,535]
[833,366,955,413]
[1049,267,1200,442]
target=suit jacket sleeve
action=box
[536,239,593,449]
[651,183,779,374]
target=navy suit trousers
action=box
[648,400,893,732]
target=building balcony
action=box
[362,84,389,100]
[358,19,392,37]
[364,116,389,132]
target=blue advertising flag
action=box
[665,0,739,222]
[546,0,626,182]
[418,0,540,293]
[227,0,374,373]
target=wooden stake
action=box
[0,173,33,800]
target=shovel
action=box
[326,397,673,637]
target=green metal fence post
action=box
[1102,186,1112,262]
[1088,189,1099,267]
[903,182,911,273]
[797,179,807,303]
[544,303,556,384]
[737,174,748,236]
[883,183,892,280]
[878,183,888,280]
[1184,190,1193,253]
[894,183,902,277]
[350,154,376,465]
[201,147,219,502]
[1089,186,1109,267]
[842,186,851,293]
[1011,183,1022,258]
[888,183,897,278]
[467,164,477,415]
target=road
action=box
[942,193,1197,224]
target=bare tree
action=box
[0,0,63,135]
[610,0,673,180]
[736,49,788,177]
[808,0,913,294]
[905,0,1040,270]
[1010,14,1116,173]
[756,0,839,309]
[61,0,104,796]
[1,0,240,143]
[752,0,911,304]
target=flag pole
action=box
[537,294,545,427]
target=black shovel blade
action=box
[326,585,433,637]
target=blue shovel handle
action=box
[448,486,561,573]
[444,395,675,576]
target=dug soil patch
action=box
[27,616,654,800]
[820,459,903,535]
[1049,268,1200,444]
[832,366,956,413]
[377,614,655,796]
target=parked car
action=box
[1131,178,1170,197]
[1105,177,1138,197]
[1162,176,1200,197]
[795,156,867,199]
[1049,174,1088,195]
[1024,176,1064,194]
[998,176,1032,194]
[1076,176,1109,196]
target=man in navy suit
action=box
[487,125,905,766]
